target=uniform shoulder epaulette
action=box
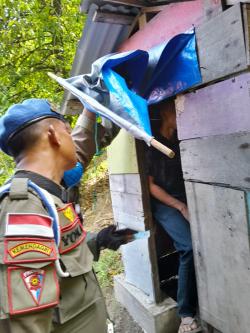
[9,178,29,200]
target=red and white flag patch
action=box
[5,214,54,238]
[22,269,45,305]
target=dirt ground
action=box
[104,287,144,333]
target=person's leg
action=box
[153,202,198,317]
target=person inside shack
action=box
[146,99,200,333]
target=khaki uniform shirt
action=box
[0,113,107,332]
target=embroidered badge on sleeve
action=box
[62,206,75,223]
[22,269,45,305]
[8,242,52,258]
[58,204,77,226]
[5,214,54,238]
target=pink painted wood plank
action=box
[118,0,204,52]
[176,72,250,140]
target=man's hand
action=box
[177,203,190,222]
[96,225,137,251]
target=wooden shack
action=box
[63,1,250,332]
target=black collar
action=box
[14,170,68,202]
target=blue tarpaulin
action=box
[49,30,201,156]
[143,31,201,104]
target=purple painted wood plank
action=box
[176,72,250,140]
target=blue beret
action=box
[0,98,64,155]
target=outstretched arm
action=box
[71,109,120,169]
[87,226,137,261]
[148,175,189,221]
[71,109,102,169]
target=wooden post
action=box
[138,13,147,29]
[203,0,224,20]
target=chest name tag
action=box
[60,218,86,254]
[9,242,52,258]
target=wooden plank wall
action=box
[109,173,157,301]
[175,4,250,332]
[109,174,145,231]
[203,0,224,20]
[180,132,250,188]
[110,0,248,320]
[196,3,247,85]
[111,0,221,305]
[185,183,250,333]
[176,73,250,140]
[226,0,250,4]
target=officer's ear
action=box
[48,124,61,147]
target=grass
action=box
[94,249,124,288]
[83,152,124,289]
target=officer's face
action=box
[54,120,77,170]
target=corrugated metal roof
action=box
[61,1,139,114]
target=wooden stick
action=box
[150,138,175,158]
[48,72,175,159]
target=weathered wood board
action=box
[185,182,250,333]
[180,132,250,189]
[93,11,135,25]
[176,72,250,140]
[109,174,142,195]
[121,237,156,301]
[226,0,250,4]
[109,173,157,299]
[196,3,249,85]
[110,190,146,229]
[203,0,223,20]
[110,190,143,215]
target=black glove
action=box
[96,225,137,251]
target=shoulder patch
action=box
[4,237,57,264]
[58,204,77,225]
[5,214,54,238]
[9,242,53,258]
[22,269,45,305]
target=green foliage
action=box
[83,151,108,184]
[0,0,85,113]
[0,0,85,182]
[0,151,15,185]
[94,249,124,288]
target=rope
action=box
[92,115,103,210]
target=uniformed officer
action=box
[0,99,134,333]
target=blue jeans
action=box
[153,201,197,317]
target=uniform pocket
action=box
[7,264,59,315]
[57,271,103,324]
